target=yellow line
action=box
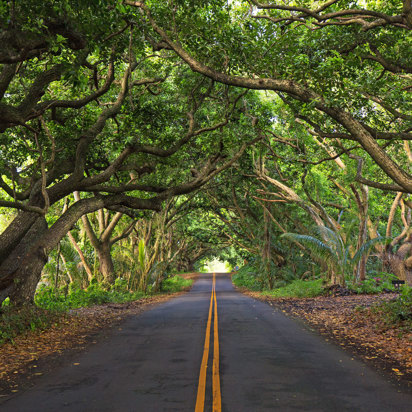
[195,275,214,412]
[212,273,222,412]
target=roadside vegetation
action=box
[232,261,402,297]
[0,275,192,345]
[368,287,412,332]
[0,305,63,345]
[0,0,411,374]
[232,262,412,343]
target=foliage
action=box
[34,280,146,311]
[0,305,62,345]
[161,275,193,293]
[232,263,263,291]
[347,272,397,294]
[370,287,412,330]
[0,0,411,308]
[281,227,388,284]
[34,274,192,311]
[262,279,325,298]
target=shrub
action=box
[35,275,192,311]
[262,279,324,298]
[161,275,193,292]
[371,286,412,329]
[35,282,145,311]
[232,264,262,291]
[347,272,397,294]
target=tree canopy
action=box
[0,0,411,305]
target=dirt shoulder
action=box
[242,290,411,387]
[0,292,187,396]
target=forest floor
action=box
[0,291,189,396]
[243,290,412,387]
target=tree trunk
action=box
[0,211,39,263]
[0,216,48,305]
[0,195,160,306]
[262,207,273,289]
[67,231,94,282]
[351,184,369,282]
[97,242,116,284]
[59,252,75,284]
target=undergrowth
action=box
[347,272,397,294]
[35,279,146,311]
[233,265,402,298]
[1,275,192,345]
[161,275,193,292]
[232,263,324,297]
[35,275,192,311]
[262,279,324,298]
[369,287,412,331]
[0,305,63,345]
[232,265,262,291]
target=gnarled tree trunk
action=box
[0,215,48,305]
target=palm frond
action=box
[60,239,80,264]
[280,232,338,267]
[315,225,345,258]
[138,239,146,271]
[351,236,391,264]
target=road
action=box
[1,273,411,411]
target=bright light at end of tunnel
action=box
[205,259,228,273]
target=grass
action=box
[161,275,193,292]
[1,275,193,345]
[262,279,324,298]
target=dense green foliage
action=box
[35,282,144,311]
[232,264,262,291]
[34,275,192,311]
[161,276,193,293]
[263,280,325,299]
[347,272,398,294]
[374,287,412,329]
[0,1,411,308]
[233,265,401,297]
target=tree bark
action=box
[96,242,116,284]
[67,231,94,282]
[1,216,48,305]
[351,184,369,282]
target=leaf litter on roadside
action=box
[0,293,185,395]
[245,291,411,386]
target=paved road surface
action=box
[1,273,411,411]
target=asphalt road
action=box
[1,273,411,411]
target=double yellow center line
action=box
[195,273,221,412]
